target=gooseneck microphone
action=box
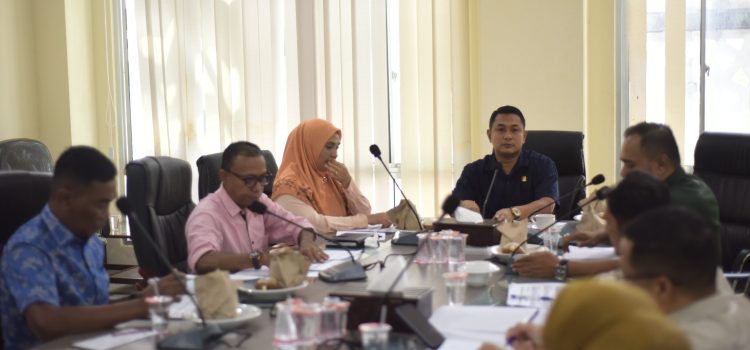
[116,197,222,350]
[247,201,367,283]
[509,186,611,259]
[482,168,500,219]
[379,195,461,323]
[523,173,606,220]
[369,144,424,230]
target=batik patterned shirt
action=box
[0,205,108,349]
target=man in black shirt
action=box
[452,105,559,221]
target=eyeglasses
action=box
[225,169,273,188]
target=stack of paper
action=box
[429,305,542,349]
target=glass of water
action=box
[359,322,391,350]
[318,297,350,341]
[144,295,173,335]
[442,271,467,306]
[543,227,562,256]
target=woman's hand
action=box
[324,161,352,188]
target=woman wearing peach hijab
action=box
[273,119,391,235]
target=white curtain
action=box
[124,0,472,216]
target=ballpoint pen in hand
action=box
[505,309,541,346]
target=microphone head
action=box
[590,174,606,185]
[248,201,268,215]
[116,197,132,215]
[594,186,611,200]
[441,194,460,216]
[369,144,382,158]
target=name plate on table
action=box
[433,219,499,247]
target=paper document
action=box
[309,249,362,271]
[507,282,565,308]
[454,206,484,223]
[564,246,617,261]
[74,330,157,350]
[429,305,541,344]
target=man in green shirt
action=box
[619,122,720,233]
[516,122,722,279]
[566,122,720,256]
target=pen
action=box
[505,309,541,346]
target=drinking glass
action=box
[430,232,449,264]
[359,322,391,350]
[291,302,319,345]
[543,227,562,256]
[274,299,301,345]
[442,271,467,306]
[318,297,350,341]
[144,295,173,334]
[445,232,467,265]
[414,233,432,264]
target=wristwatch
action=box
[511,207,522,221]
[250,251,262,270]
[554,259,569,281]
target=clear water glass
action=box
[359,322,391,350]
[318,297,350,341]
[274,299,301,345]
[414,233,433,264]
[144,295,173,334]
[291,302,320,345]
[430,232,449,264]
[443,271,467,306]
[445,232,467,265]
[543,228,562,256]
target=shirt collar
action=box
[484,149,530,172]
[40,205,87,246]
[216,184,245,218]
[664,167,688,187]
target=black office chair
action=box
[0,138,54,172]
[0,171,51,349]
[196,150,278,200]
[125,156,195,278]
[523,131,586,219]
[0,171,52,254]
[694,132,750,271]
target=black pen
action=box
[505,308,541,346]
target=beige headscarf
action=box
[272,119,349,216]
[544,280,690,350]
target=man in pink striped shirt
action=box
[187,142,329,273]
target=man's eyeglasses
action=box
[225,169,273,188]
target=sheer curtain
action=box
[124,0,473,216]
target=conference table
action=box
[34,240,553,350]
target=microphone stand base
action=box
[319,261,368,283]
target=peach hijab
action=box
[272,119,349,216]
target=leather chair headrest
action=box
[133,157,193,215]
[0,171,52,246]
[694,132,750,177]
[524,131,585,176]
